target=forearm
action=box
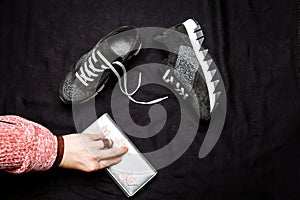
[0,115,57,174]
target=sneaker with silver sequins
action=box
[59,25,142,104]
[154,18,215,120]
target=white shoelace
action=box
[95,52,168,105]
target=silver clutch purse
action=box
[82,113,157,197]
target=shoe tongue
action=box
[94,40,121,63]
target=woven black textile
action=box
[0,0,299,199]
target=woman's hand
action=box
[59,133,128,172]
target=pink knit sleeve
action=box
[0,115,57,174]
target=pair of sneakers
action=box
[59,18,216,120]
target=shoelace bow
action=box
[79,51,168,105]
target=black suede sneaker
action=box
[59,25,142,104]
[154,18,219,120]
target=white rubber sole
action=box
[182,18,217,112]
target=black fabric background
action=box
[0,0,300,199]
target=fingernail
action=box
[121,147,128,152]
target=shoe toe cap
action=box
[59,72,95,104]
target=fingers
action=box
[84,133,105,141]
[98,157,123,169]
[93,139,114,149]
[81,133,114,149]
[97,147,128,160]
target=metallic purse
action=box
[83,113,157,197]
